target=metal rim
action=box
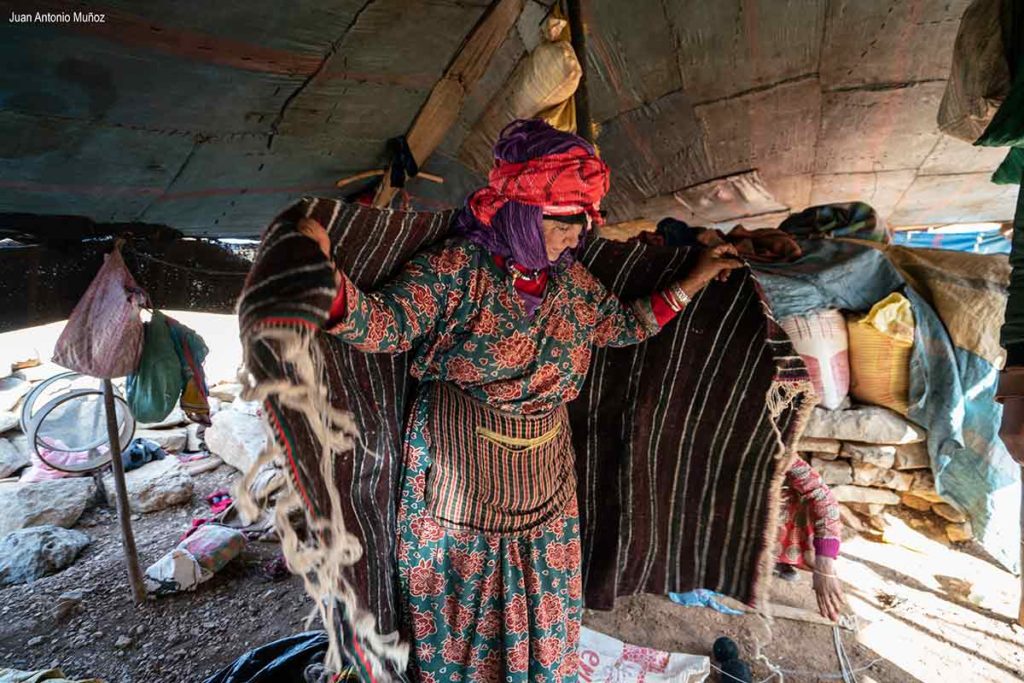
[27,388,135,473]
[18,370,81,434]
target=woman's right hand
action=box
[297,217,341,287]
[297,217,332,258]
[679,243,745,296]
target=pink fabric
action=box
[19,438,94,482]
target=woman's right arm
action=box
[299,218,466,354]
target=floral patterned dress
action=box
[327,238,672,682]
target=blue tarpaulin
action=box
[753,241,1020,570]
[893,230,1011,255]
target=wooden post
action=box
[103,379,147,604]
[566,0,593,144]
[372,0,525,208]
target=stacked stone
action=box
[797,405,972,543]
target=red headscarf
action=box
[467,142,610,227]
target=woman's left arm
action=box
[593,244,744,348]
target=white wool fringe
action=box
[237,324,410,679]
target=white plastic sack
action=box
[578,627,710,683]
[144,548,208,597]
[780,310,850,410]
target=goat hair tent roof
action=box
[0,0,1018,244]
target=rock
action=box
[0,478,96,536]
[115,635,133,649]
[797,437,841,454]
[17,362,66,384]
[831,485,901,505]
[0,411,17,434]
[901,492,934,511]
[867,515,888,531]
[841,443,896,469]
[852,462,884,486]
[894,441,930,470]
[205,410,267,472]
[933,503,968,524]
[209,382,243,402]
[878,469,914,492]
[0,376,30,413]
[186,423,204,453]
[28,636,44,647]
[102,458,193,513]
[8,432,31,461]
[0,525,91,586]
[837,504,866,532]
[138,407,187,430]
[848,502,885,517]
[54,590,84,622]
[946,521,974,543]
[912,471,935,491]
[803,406,925,445]
[230,398,262,417]
[134,428,188,453]
[0,437,29,478]
[803,449,839,461]
[811,457,852,486]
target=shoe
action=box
[774,563,799,582]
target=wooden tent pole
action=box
[372,0,525,208]
[103,379,147,604]
[566,0,593,144]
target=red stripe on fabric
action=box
[266,402,316,515]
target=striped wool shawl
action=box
[237,197,813,678]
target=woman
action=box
[775,457,846,621]
[299,119,741,681]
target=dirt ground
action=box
[2,466,1023,682]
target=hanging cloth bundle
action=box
[52,241,148,378]
[127,312,210,424]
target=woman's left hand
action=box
[812,556,845,621]
[679,243,744,296]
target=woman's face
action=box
[541,218,583,263]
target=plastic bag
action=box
[202,632,328,683]
[51,245,146,378]
[127,312,184,423]
[847,292,915,415]
[578,627,710,683]
[780,310,850,410]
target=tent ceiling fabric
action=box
[1,0,1015,238]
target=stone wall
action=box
[799,405,971,542]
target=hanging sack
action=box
[52,244,147,378]
[127,312,185,423]
[847,292,915,415]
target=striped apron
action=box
[424,382,575,535]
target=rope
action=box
[127,248,251,276]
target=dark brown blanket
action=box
[237,198,811,671]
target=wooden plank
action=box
[373,0,524,208]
